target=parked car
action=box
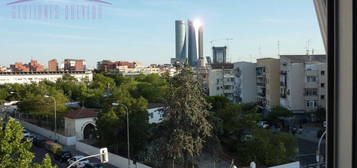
[257,121,270,128]
[67,155,90,168]
[33,137,46,148]
[84,163,106,168]
[23,129,30,137]
[55,150,73,163]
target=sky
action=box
[0,0,325,68]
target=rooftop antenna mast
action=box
[277,40,280,58]
[226,38,233,63]
[258,45,262,58]
[306,40,311,56]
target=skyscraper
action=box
[187,20,204,67]
[175,20,187,62]
[212,46,227,64]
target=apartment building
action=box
[304,62,326,112]
[28,60,45,72]
[280,55,325,113]
[0,66,11,72]
[64,59,86,71]
[208,63,236,101]
[233,62,257,104]
[48,59,59,72]
[0,71,93,84]
[256,58,280,109]
[10,62,30,72]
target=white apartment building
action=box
[280,55,326,113]
[304,63,326,111]
[0,71,93,84]
[233,62,257,104]
[112,65,177,77]
[208,64,236,101]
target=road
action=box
[297,138,326,168]
[29,131,118,168]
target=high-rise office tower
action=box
[212,46,227,64]
[187,20,204,67]
[175,20,187,62]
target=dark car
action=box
[33,137,46,148]
[84,163,106,168]
[55,150,73,163]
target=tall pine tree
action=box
[160,67,212,167]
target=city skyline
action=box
[0,0,325,68]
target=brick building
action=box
[10,62,30,72]
[64,59,86,71]
[97,60,136,72]
[29,60,45,72]
[48,59,59,72]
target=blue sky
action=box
[0,0,324,68]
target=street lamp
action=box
[44,95,57,141]
[112,102,130,168]
[316,130,327,168]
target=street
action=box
[29,131,117,168]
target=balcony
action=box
[256,67,266,76]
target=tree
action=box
[0,118,57,168]
[235,129,297,166]
[267,105,293,122]
[95,85,150,157]
[205,96,231,112]
[158,67,212,167]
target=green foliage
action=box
[267,105,293,122]
[235,129,298,166]
[95,85,150,157]
[0,118,57,168]
[205,96,231,112]
[155,67,212,167]
[33,154,57,168]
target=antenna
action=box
[306,40,310,55]
[277,40,280,58]
[226,38,233,63]
[258,45,262,58]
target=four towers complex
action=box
[175,20,204,67]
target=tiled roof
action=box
[64,108,99,119]
[147,103,165,109]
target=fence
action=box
[76,141,151,168]
[20,120,76,146]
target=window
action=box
[307,76,318,82]
[321,70,325,75]
[321,83,325,88]
[305,88,318,96]
[321,95,325,99]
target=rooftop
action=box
[64,108,100,119]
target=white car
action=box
[23,129,30,137]
[67,155,90,168]
[257,121,270,129]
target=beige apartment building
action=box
[256,58,280,109]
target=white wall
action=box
[76,141,151,168]
[234,62,257,104]
[148,108,162,124]
[20,120,76,146]
[0,71,93,84]
[288,63,305,112]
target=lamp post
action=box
[44,95,57,141]
[316,130,327,168]
[112,102,130,168]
